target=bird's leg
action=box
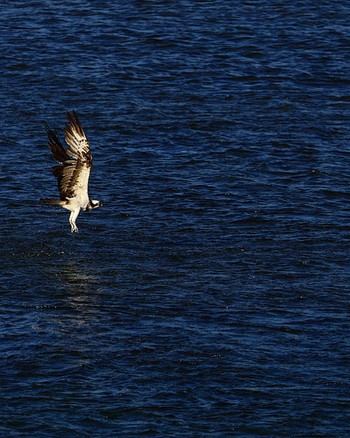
[69,209,80,233]
[70,224,79,233]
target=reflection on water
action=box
[58,259,98,294]
[41,257,102,332]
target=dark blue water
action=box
[1,1,350,436]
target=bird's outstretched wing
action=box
[43,122,70,163]
[45,111,92,201]
[65,111,92,166]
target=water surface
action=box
[0,1,349,436]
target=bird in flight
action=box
[42,111,102,233]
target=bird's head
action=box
[86,200,103,211]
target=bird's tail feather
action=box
[41,199,66,206]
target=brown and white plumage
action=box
[43,111,102,233]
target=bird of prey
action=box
[42,111,102,233]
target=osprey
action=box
[43,111,102,233]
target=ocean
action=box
[0,1,349,436]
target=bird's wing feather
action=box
[43,122,70,163]
[53,160,91,200]
[64,111,92,166]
